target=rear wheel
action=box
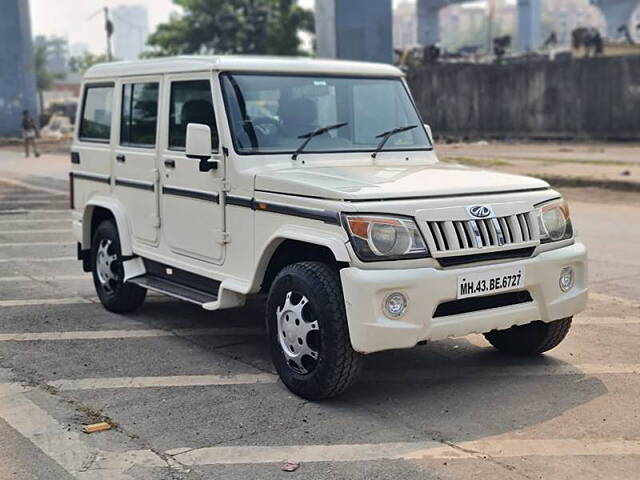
[91,220,146,313]
[484,317,572,355]
[266,261,363,400]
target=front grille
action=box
[433,291,533,318]
[422,212,538,261]
[437,247,535,267]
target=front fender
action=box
[251,225,351,291]
[82,196,134,256]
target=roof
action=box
[84,55,404,80]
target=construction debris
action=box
[82,422,112,434]
[281,461,300,472]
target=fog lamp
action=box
[559,267,575,292]
[384,292,408,319]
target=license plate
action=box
[457,266,525,299]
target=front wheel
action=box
[484,317,572,355]
[91,220,146,313]
[266,261,363,400]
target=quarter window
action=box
[79,85,114,141]
[120,82,159,147]
[169,80,218,150]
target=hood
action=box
[255,163,549,201]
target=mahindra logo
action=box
[468,205,493,218]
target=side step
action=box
[128,275,219,306]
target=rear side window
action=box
[169,80,218,151]
[120,82,159,147]
[79,85,114,142]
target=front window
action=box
[169,80,219,151]
[221,73,431,155]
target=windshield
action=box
[221,73,431,155]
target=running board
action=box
[128,275,219,306]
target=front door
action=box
[113,77,162,245]
[159,75,225,264]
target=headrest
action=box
[181,99,215,127]
[278,97,317,130]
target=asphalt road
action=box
[1,149,639,479]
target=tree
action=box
[68,52,112,75]
[34,44,65,114]
[146,0,314,56]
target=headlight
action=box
[343,215,429,261]
[536,198,574,243]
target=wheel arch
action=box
[82,197,134,256]
[255,228,351,293]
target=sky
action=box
[30,0,411,55]
[30,0,177,53]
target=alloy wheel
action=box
[95,239,120,294]
[276,291,321,374]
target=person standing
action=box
[21,110,40,158]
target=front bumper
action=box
[340,241,587,354]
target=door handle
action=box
[116,154,126,163]
[164,159,176,169]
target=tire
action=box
[484,317,572,355]
[266,261,363,400]
[91,220,146,313]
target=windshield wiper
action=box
[371,125,418,158]
[292,122,349,160]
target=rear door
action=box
[113,77,162,245]
[159,74,225,264]
[71,82,114,208]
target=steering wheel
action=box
[236,117,279,137]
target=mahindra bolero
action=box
[70,56,587,399]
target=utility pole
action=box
[104,7,114,61]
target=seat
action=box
[171,99,218,149]
[278,97,317,138]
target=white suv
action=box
[71,56,587,399]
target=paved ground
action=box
[438,142,640,165]
[438,142,640,188]
[1,147,640,479]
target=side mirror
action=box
[424,124,434,145]
[186,123,217,172]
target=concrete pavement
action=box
[438,142,640,191]
[1,148,640,479]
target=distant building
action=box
[542,0,605,47]
[34,35,69,77]
[393,0,608,54]
[440,2,493,51]
[112,5,150,61]
[0,0,38,136]
[393,1,507,53]
[394,1,417,50]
